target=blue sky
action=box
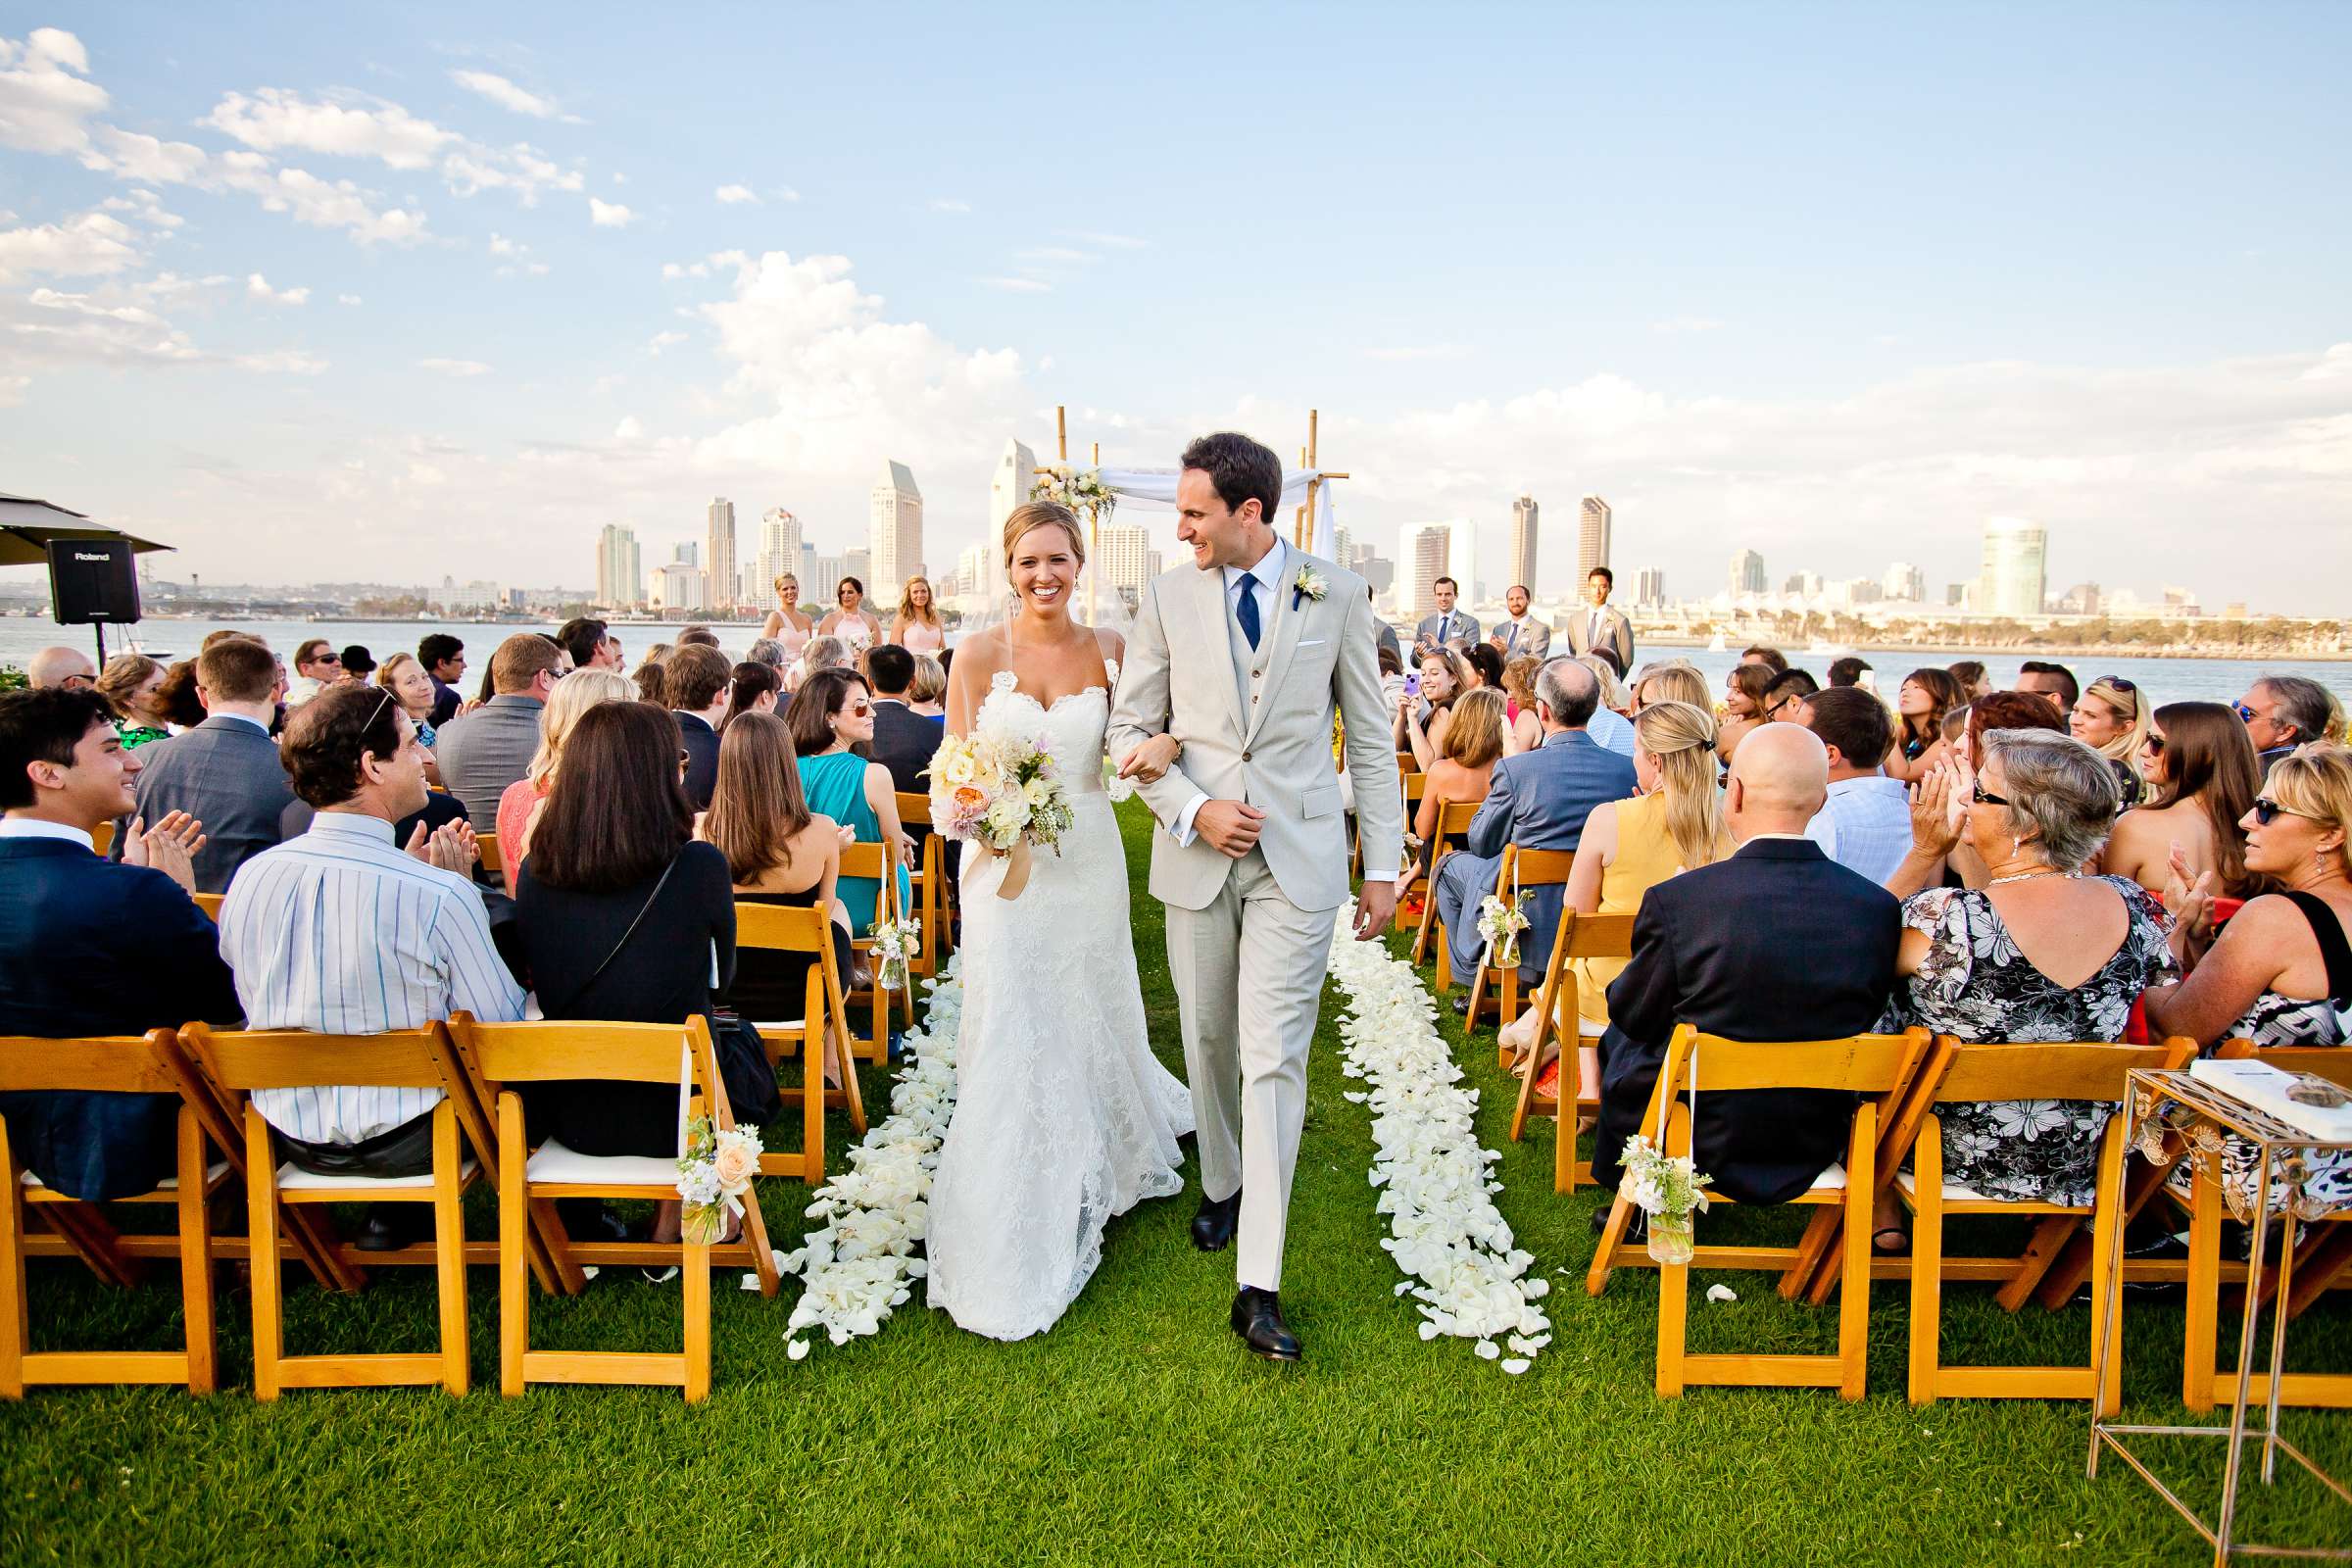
[2,2,2347,608]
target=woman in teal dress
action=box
[786,666,910,937]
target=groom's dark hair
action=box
[1181,432,1283,527]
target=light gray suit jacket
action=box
[1565,604,1636,672]
[120,716,292,894]
[1110,553,1402,913]
[1414,610,1481,652]
[1492,616,1552,662]
[433,694,545,825]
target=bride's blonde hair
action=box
[1003,501,1087,568]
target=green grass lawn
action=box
[6,801,2348,1565]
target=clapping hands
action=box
[1906,754,1973,859]
[405,817,478,874]
[2161,840,2217,956]
[123,810,207,893]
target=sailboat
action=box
[1705,632,1727,653]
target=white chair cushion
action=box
[1808,1161,1849,1193]
[22,1159,229,1193]
[1893,1170,1995,1203]
[275,1158,477,1193]
[1579,1018,1607,1039]
[752,1019,808,1033]
[525,1137,676,1189]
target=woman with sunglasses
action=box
[2104,701,2268,898]
[784,666,908,940]
[2143,746,2352,1212]
[2069,674,2152,809]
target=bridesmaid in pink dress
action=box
[891,574,948,655]
[760,572,815,664]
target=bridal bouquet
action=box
[928,729,1075,900]
[1615,1134,1713,1265]
[676,1113,763,1247]
[1475,890,1533,969]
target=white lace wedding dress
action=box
[927,664,1196,1341]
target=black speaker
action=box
[47,538,142,625]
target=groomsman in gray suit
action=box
[1490,585,1551,662]
[1564,566,1636,674]
[1412,576,1479,655]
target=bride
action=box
[926,501,1197,1340]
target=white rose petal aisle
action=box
[778,959,964,1356]
[1325,913,1552,1372]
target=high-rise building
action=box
[1398,523,1459,617]
[673,542,698,567]
[1354,546,1394,595]
[1883,562,1926,603]
[868,462,923,602]
[1729,549,1767,597]
[650,563,708,612]
[1575,496,1611,587]
[1099,524,1152,598]
[595,523,643,608]
[1508,495,1540,594]
[1977,516,2048,617]
[1331,522,1353,574]
[753,508,801,602]
[1636,566,1665,608]
[706,498,737,612]
[810,555,844,602]
[990,438,1038,539]
[1785,570,1824,598]
[844,548,870,594]
[2060,581,2104,616]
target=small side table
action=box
[2088,1067,2352,1563]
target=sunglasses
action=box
[2251,797,2304,826]
[2096,675,2133,693]
[2234,701,2261,723]
[1972,780,2010,807]
[2143,734,2166,755]
[844,701,873,716]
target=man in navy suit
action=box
[119,635,293,893]
[1434,658,1637,991]
[0,689,241,1200]
[662,643,732,811]
[1592,723,1900,1206]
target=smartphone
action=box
[1404,673,1422,698]
[1858,669,1878,693]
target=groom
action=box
[1109,431,1402,1362]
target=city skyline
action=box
[2,12,2347,613]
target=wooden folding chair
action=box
[2181,1042,2352,1411]
[90,821,114,858]
[0,1031,222,1396]
[179,1022,476,1398]
[1409,800,1482,966]
[840,841,905,1058]
[1506,909,1636,1194]
[1584,1025,1931,1397]
[1387,772,1428,929]
[1894,1036,2193,1411]
[474,832,503,880]
[896,792,945,974]
[190,893,223,922]
[736,900,866,1181]
[1461,847,1574,1055]
[446,1013,780,1401]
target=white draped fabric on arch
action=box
[1089,467,1344,563]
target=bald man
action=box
[1590,722,1901,1209]
[27,647,96,691]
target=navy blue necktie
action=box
[1235,572,1261,650]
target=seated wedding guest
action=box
[375,651,442,752]
[665,642,733,809]
[1434,660,1636,1005]
[891,575,948,655]
[1500,700,1729,1074]
[820,576,884,654]
[2238,673,2339,777]
[516,702,754,1241]
[1592,723,1900,1206]
[675,625,722,649]
[1577,653,1638,760]
[864,644,937,795]
[1396,646,1472,771]
[1499,656,1544,756]
[746,638,788,672]
[1827,656,1872,690]
[1762,666,1820,723]
[153,660,206,732]
[2105,700,2268,898]
[1948,660,1993,700]
[494,668,636,896]
[1876,730,2174,1243]
[1886,666,1963,783]
[2144,746,2352,1211]
[1402,686,1504,897]
[282,639,346,709]
[2016,660,2080,716]
[702,712,856,1082]
[2070,674,2153,809]
[1962,689,2067,763]
[1465,642,1506,694]
[632,644,670,703]
[1800,686,1912,885]
[556,616,620,672]
[121,635,291,893]
[1716,661,1774,763]
[417,634,466,727]
[220,685,520,1245]
[907,654,949,719]
[789,633,849,697]
[1632,661,1710,716]
[95,654,171,750]
[786,666,909,937]
[1739,645,1788,675]
[719,661,782,736]
[26,646,96,691]
[0,689,237,1200]
[434,632,564,824]
[340,646,376,684]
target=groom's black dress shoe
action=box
[1192,1190,1242,1252]
[1231,1288,1301,1362]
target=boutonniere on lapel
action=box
[1291,564,1327,610]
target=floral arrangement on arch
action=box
[1028,465,1118,518]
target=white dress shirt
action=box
[220,810,526,1145]
[1587,705,1638,760]
[1803,773,1914,885]
[1173,535,1287,848]
[0,818,95,850]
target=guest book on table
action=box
[2187,1057,2352,1143]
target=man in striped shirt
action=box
[220,685,523,1236]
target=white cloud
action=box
[214,152,429,244]
[417,357,492,376]
[488,232,518,256]
[929,198,971,214]
[0,374,27,406]
[714,183,759,205]
[0,209,141,283]
[1652,316,1725,334]
[99,189,182,228]
[647,330,687,355]
[983,276,1052,293]
[85,125,210,184]
[0,27,108,155]
[203,87,456,171]
[771,185,800,203]
[337,293,362,305]
[245,272,310,305]
[234,348,327,374]
[612,415,643,440]
[448,69,564,121]
[588,197,634,227]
